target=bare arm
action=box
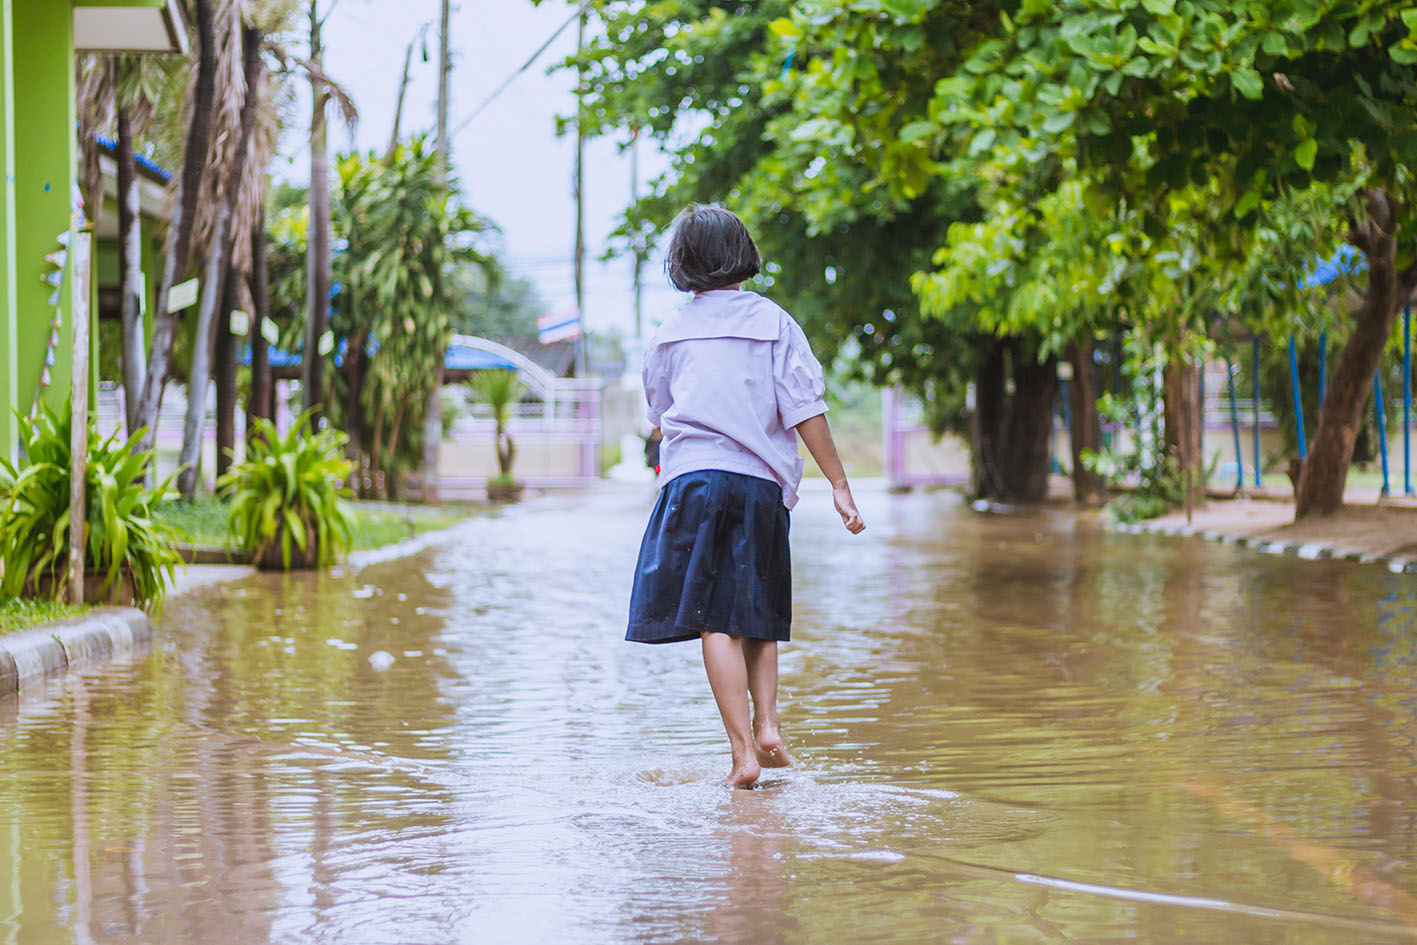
[796,414,864,533]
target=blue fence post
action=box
[1252,337,1263,487]
[1375,370,1391,497]
[1226,356,1243,490]
[1404,302,1413,496]
[1318,330,1327,408]
[1289,335,1307,459]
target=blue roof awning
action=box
[240,341,519,372]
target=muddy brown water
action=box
[2,483,1416,944]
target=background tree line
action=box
[571,0,1417,519]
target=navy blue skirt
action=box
[626,470,792,644]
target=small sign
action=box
[229,310,250,336]
[317,330,335,356]
[167,278,198,312]
[260,316,279,346]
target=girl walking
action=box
[626,205,865,788]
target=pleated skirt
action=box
[626,470,792,644]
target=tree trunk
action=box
[115,104,146,438]
[971,338,1006,500]
[971,337,1057,502]
[342,329,366,468]
[134,0,217,451]
[1163,353,1204,489]
[1297,190,1417,517]
[421,363,443,502]
[214,273,237,480]
[177,25,262,499]
[1000,348,1057,502]
[248,210,271,429]
[1067,338,1106,504]
[302,2,331,417]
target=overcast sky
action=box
[273,0,683,341]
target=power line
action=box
[448,0,594,140]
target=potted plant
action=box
[469,369,524,502]
[0,399,182,608]
[218,412,355,570]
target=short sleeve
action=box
[643,344,671,427]
[773,315,828,430]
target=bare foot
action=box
[723,757,761,788]
[755,729,794,769]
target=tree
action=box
[132,0,219,455]
[326,140,496,498]
[931,0,1417,516]
[571,2,1070,499]
[177,18,264,498]
[77,55,175,437]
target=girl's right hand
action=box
[833,482,865,534]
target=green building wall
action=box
[0,0,18,462]
[13,0,77,430]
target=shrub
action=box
[218,412,355,569]
[0,400,182,608]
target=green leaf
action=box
[1233,189,1261,218]
[880,0,927,20]
[1139,0,1174,13]
[1294,137,1317,170]
[1041,111,1076,133]
[767,18,801,39]
[900,120,936,143]
[1231,68,1263,100]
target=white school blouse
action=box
[643,289,828,509]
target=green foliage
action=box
[0,401,182,608]
[326,137,499,497]
[572,0,1417,503]
[0,598,83,636]
[1083,338,1184,521]
[216,412,355,569]
[153,493,232,548]
[468,370,523,479]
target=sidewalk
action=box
[1126,484,1417,572]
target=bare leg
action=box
[743,639,793,768]
[701,632,761,788]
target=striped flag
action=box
[538,309,581,344]
[537,309,581,344]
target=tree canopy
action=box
[573,0,1417,512]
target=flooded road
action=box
[3,482,1417,944]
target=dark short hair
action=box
[664,204,762,292]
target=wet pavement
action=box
[2,482,1416,944]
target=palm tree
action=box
[132,0,219,456]
[76,55,173,437]
[149,0,352,498]
[469,370,523,483]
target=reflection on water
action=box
[2,484,1416,944]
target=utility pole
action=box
[303,0,331,417]
[421,0,452,503]
[630,126,643,341]
[573,6,587,377]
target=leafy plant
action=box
[0,400,182,608]
[469,370,523,481]
[217,412,355,569]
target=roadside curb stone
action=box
[0,607,150,697]
[1108,518,1416,576]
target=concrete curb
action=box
[1108,519,1417,574]
[0,607,151,697]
